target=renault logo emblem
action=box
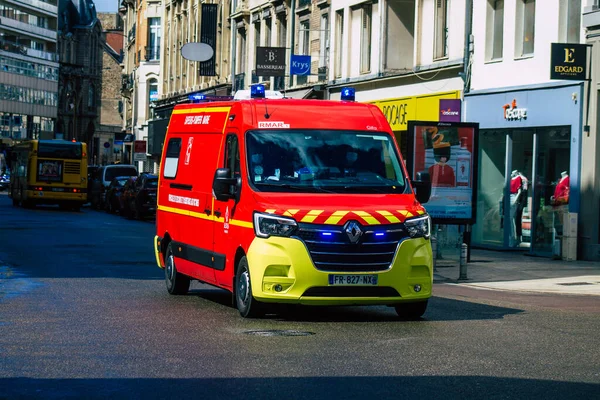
[345,221,363,244]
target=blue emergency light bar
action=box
[251,84,266,99]
[188,93,206,102]
[341,87,356,101]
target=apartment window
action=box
[265,18,272,47]
[334,10,344,78]
[360,4,372,73]
[147,17,161,61]
[516,0,535,56]
[559,0,581,43]
[299,20,310,55]
[434,0,449,59]
[148,79,158,117]
[319,13,329,68]
[278,14,287,47]
[88,84,95,109]
[238,29,246,73]
[486,0,504,60]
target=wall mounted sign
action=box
[502,99,527,121]
[550,43,588,81]
[256,47,286,76]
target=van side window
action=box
[163,138,182,179]
[224,134,240,179]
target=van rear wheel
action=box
[235,256,264,318]
[165,243,190,295]
[395,301,428,320]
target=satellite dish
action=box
[181,42,214,62]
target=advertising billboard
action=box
[406,121,479,225]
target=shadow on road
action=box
[187,287,524,322]
[0,376,597,399]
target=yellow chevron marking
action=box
[265,209,276,214]
[416,210,425,215]
[172,107,231,114]
[354,211,380,225]
[397,210,414,218]
[377,210,400,223]
[324,211,349,225]
[301,210,324,223]
[283,209,300,216]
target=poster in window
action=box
[37,160,63,182]
[406,121,479,225]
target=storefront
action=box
[465,82,583,258]
[369,91,462,157]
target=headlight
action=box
[253,212,298,238]
[405,215,431,239]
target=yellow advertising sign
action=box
[370,91,461,131]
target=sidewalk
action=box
[433,248,600,296]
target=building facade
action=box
[120,0,162,171]
[0,0,60,142]
[463,0,589,259]
[56,0,103,151]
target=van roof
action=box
[171,99,389,132]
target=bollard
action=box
[459,243,468,280]
[431,236,437,270]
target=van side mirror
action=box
[412,171,431,204]
[212,168,238,201]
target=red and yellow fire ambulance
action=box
[154,86,433,318]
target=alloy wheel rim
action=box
[238,270,250,305]
[166,255,174,283]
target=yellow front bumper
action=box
[247,236,433,306]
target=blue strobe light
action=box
[340,87,356,101]
[251,84,266,99]
[188,93,206,103]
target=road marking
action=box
[452,275,600,296]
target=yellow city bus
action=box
[9,139,88,210]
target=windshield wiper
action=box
[256,181,335,193]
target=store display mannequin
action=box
[509,170,527,246]
[552,171,570,205]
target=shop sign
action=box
[439,99,461,122]
[406,121,479,225]
[503,99,527,121]
[290,55,311,76]
[134,140,147,162]
[550,43,588,81]
[256,47,286,77]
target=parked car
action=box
[104,176,132,213]
[121,173,158,219]
[90,164,138,209]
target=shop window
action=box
[485,0,504,61]
[163,138,182,179]
[558,0,581,43]
[434,0,449,60]
[265,18,272,47]
[515,0,535,57]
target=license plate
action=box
[52,188,64,192]
[329,275,378,286]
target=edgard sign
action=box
[550,43,588,81]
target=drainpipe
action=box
[230,0,238,93]
[462,0,473,94]
[289,0,296,88]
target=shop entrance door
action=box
[507,130,534,250]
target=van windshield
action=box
[246,130,409,194]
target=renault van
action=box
[154,86,432,318]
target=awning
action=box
[282,88,313,99]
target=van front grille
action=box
[64,162,81,175]
[294,222,408,272]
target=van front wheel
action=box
[165,243,190,295]
[395,301,428,320]
[235,257,264,318]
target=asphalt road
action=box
[0,193,599,399]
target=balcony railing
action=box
[235,73,245,91]
[4,0,57,15]
[0,38,58,62]
[0,16,56,41]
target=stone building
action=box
[57,0,103,156]
[96,11,124,165]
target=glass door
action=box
[473,130,506,247]
[508,130,533,249]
